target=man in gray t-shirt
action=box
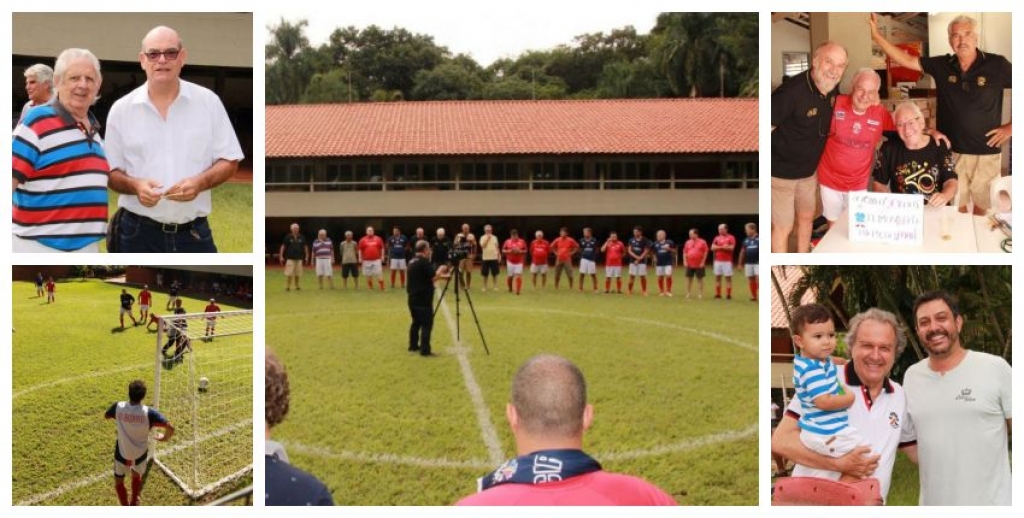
[339,231,360,289]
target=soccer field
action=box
[11,279,253,506]
[266,267,758,505]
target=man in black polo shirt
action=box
[407,240,450,357]
[871,13,1011,215]
[279,223,309,291]
[771,40,848,253]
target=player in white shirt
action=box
[104,380,174,505]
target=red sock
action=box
[751,279,758,299]
[507,277,513,290]
[115,481,128,506]
[130,472,142,505]
[616,279,622,291]
[667,277,673,292]
[400,271,406,287]
[640,277,647,292]
[628,280,635,292]
[516,277,522,294]
[727,286,732,297]
[716,285,721,297]
[605,278,611,291]
[390,270,396,287]
[658,277,665,292]
[379,280,385,290]
[368,279,373,290]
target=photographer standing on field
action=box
[408,240,450,357]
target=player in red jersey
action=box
[529,230,551,289]
[502,229,528,295]
[601,231,626,294]
[711,223,736,299]
[358,226,386,291]
[45,277,56,304]
[138,285,152,322]
[203,298,221,341]
[550,227,579,290]
[683,228,709,299]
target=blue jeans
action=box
[117,211,217,253]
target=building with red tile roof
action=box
[265,98,758,254]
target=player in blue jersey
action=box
[105,380,174,505]
[652,230,677,297]
[387,226,410,289]
[790,303,863,482]
[627,226,652,296]
[738,223,759,301]
[576,227,600,293]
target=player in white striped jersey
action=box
[104,380,174,505]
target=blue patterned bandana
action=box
[478,449,602,491]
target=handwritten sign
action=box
[849,191,924,245]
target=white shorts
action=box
[315,257,333,276]
[390,258,407,271]
[821,185,858,222]
[745,264,759,277]
[656,265,673,276]
[206,319,217,327]
[798,426,866,480]
[362,259,383,277]
[579,259,597,275]
[507,263,524,276]
[119,307,132,315]
[713,261,733,276]
[605,266,622,278]
[113,455,148,477]
[530,264,548,274]
[140,304,150,311]
[628,263,647,276]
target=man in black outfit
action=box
[430,227,452,268]
[407,240,450,357]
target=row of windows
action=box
[266,159,758,192]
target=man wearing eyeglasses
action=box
[872,102,958,206]
[870,13,1011,216]
[771,41,848,253]
[105,25,244,253]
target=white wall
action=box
[771,20,810,89]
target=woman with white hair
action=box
[13,48,109,252]
[871,101,958,207]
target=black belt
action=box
[124,210,205,234]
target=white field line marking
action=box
[495,306,757,353]
[14,362,152,400]
[284,441,493,470]
[15,419,252,506]
[280,424,755,470]
[437,293,505,466]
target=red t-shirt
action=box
[818,95,896,192]
[550,236,579,262]
[530,239,550,265]
[683,238,709,269]
[503,238,527,265]
[139,290,152,305]
[604,241,626,267]
[712,234,735,263]
[456,470,677,506]
[45,281,55,292]
[205,303,220,313]
[358,235,384,261]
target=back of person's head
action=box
[128,379,147,404]
[266,349,290,428]
[790,303,832,337]
[511,355,587,438]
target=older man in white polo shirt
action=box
[771,308,916,503]
[106,25,243,253]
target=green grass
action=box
[102,182,253,253]
[267,268,758,505]
[12,279,252,506]
[885,452,921,505]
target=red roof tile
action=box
[266,98,758,158]
[770,266,818,329]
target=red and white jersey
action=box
[45,281,55,293]
[139,290,152,305]
[530,239,551,265]
[604,241,626,267]
[503,238,527,264]
[712,234,735,263]
[358,235,385,261]
[818,96,896,192]
[457,470,677,506]
[205,303,220,314]
[105,401,169,461]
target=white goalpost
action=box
[152,309,253,499]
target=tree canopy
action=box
[265,13,757,104]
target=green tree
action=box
[266,19,315,104]
[411,61,484,100]
[302,68,359,103]
[649,12,757,97]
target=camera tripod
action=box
[433,259,490,355]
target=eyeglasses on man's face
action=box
[896,116,922,130]
[144,48,181,61]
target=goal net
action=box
[152,309,253,499]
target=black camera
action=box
[448,247,468,261]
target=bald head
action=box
[142,26,182,50]
[511,355,587,438]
